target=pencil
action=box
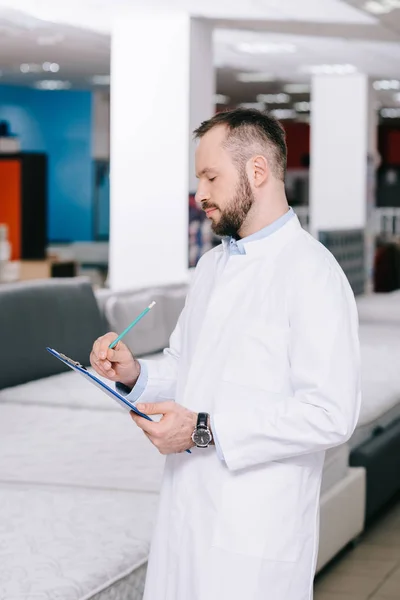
[109,301,156,349]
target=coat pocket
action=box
[212,461,305,562]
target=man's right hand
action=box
[90,333,140,390]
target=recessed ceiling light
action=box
[270,109,296,120]
[381,107,400,118]
[214,94,230,105]
[283,83,311,94]
[239,102,266,111]
[301,64,357,75]
[236,72,275,83]
[34,80,71,91]
[20,63,42,74]
[91,75,110,85]
[236,42,297,55]
[257,93,290,104]
[364,1,400,14]
[373,79,400,90]
[295,101,311,112]
[42,62,60,73]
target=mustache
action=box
[201,202,218,211]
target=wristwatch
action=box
[191,412,213,448]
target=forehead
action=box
[195,125,230,167]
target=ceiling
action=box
[0,0,400,120]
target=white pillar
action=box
[310,73,376,236]
[189,19,214,193]
[109,11,214,291]
[92,91,110,161]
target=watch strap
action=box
[197,412,209,429]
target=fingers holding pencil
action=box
[90,332,140,387]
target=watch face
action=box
[193,428,212,447]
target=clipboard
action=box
[46,347,152,420]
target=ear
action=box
[247,155,269,188]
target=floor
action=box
[314,496,400,599]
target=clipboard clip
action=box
[58,353,87,371]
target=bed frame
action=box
[350,418,400,521]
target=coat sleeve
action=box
[212,255,362,472]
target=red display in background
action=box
[0,160,21,260]
[282,123,400,169]
[379,126,400,165]
[282,123,310,169]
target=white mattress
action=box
[354,322,400,447]
[0,400,164,600]
[0,403,165,492]
[320,444,350,495]
[317,467,366,573]
[356,290,400,325]
[0,355,164,412]
[0,483,154,600]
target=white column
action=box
[92,91,110,160]
[310,73,377,237]
[189,19,215,193]
[109,11,214,291]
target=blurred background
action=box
[1,0,400,290]
[1,2,400,600]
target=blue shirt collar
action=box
[223,207,296,256]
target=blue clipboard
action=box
[46,347,191,454]
[46,347,152,420]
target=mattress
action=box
[317,467,366,573]
[0,403,165,492]
[0,483,154,600]
[320,443,350,495]
[354,322,400,447]
[0,355,164,412]
[356,290,400,325]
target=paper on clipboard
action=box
[46,347,152,420]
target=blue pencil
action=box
[109,301,156,349]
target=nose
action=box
[195,183,210,206]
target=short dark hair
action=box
[193,108,287,181]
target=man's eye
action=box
[209,177,216,182]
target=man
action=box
[90,109,361,600]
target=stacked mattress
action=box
[2,289,400,596]
[356,321,400,448]
[356,291,400,448]
[0,372,165,600]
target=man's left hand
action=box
[130,401,197,454]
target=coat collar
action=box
[221,211,302,259]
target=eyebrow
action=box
[195,167,217,179]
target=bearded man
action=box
[91,109,361,600]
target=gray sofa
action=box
[2,278,397,598]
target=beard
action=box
[208,170,255,240]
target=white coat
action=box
[138,215,361,600]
